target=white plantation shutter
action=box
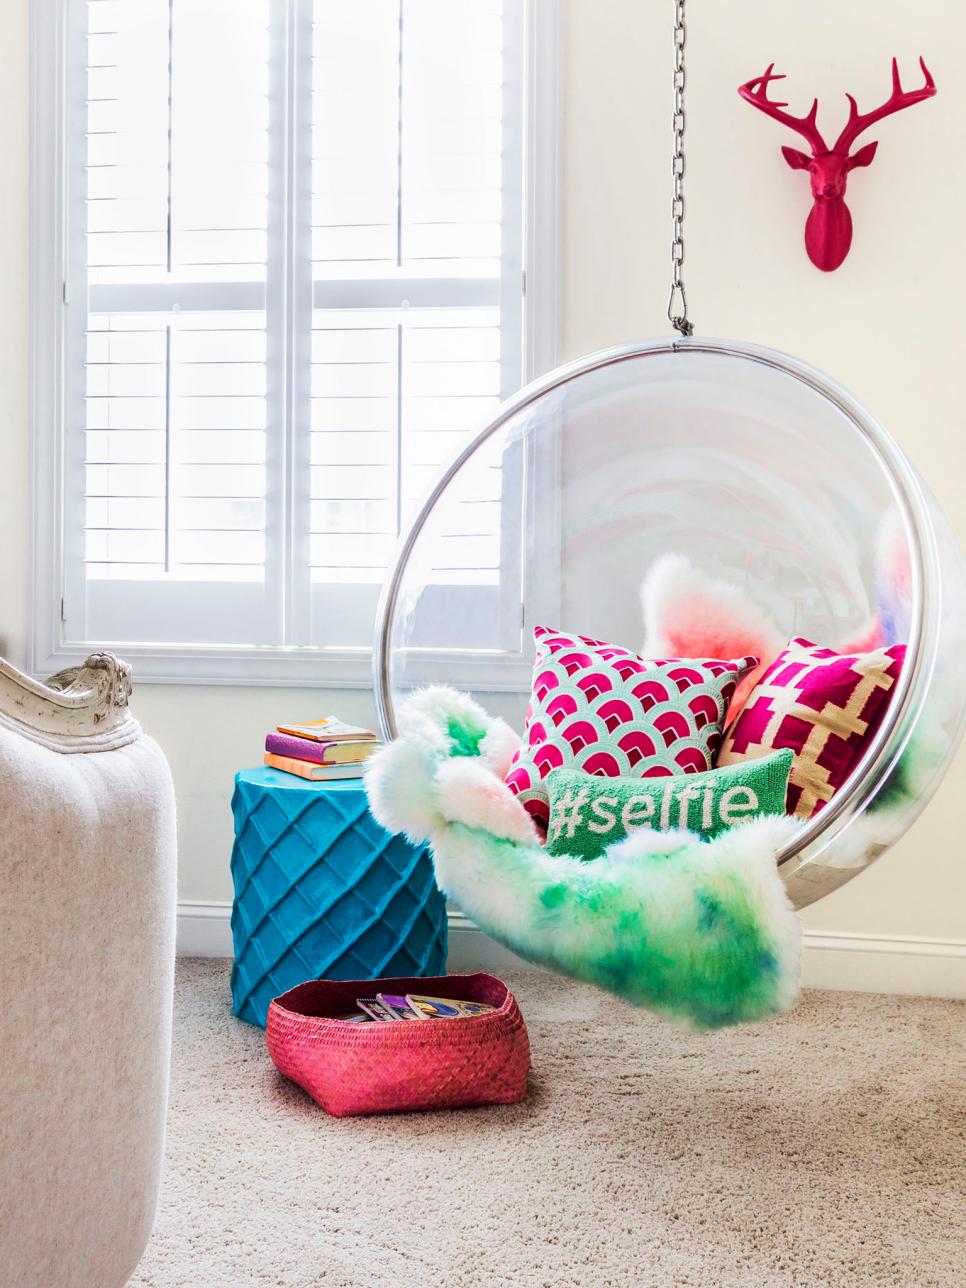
[37,0,556,679]
[74,0,274,644]
[305,0,520,649]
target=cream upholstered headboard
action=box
[0,652,141,752]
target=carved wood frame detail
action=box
[0,652,141,752]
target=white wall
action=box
[3,2,964,979]
[561,0,966,956]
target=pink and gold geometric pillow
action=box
[718,636,905,820]
[504,625,758,827]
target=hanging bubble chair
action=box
[364,2,964,1028]
[364,338,966,1029]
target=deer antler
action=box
[833,57,936,154]
[738,64,828,154]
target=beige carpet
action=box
[131,960,966,1288]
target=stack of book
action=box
[263,717,380,782]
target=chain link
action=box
[667,0,693,337]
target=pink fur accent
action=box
[641,554,784,725]
[479,719,522,778]
[839,617,885,653]
[435,759,538,845]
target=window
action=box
[31,0,559,683]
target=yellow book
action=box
[276,717,376,744]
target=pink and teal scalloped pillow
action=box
[504,625,758,826]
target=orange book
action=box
[264,753,366,781]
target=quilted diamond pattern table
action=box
[230,767,447,1027]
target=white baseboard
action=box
[176,901,966,999]
[177,900,235,958]
[799,930,966,998]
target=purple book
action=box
[264,731,374,765]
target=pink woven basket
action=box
[266,972,530,1117]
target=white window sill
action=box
[31,641,535,692]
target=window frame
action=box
[29,0,561,687]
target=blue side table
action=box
[229,767,447,1027]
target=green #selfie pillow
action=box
[544,749,793,861]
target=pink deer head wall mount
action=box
[738,59,937,272]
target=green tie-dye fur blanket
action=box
[365,687,803,1030]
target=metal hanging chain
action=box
[667,0,693,337]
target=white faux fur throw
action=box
[367,687,802,1031]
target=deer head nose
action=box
[821,182,837,198]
